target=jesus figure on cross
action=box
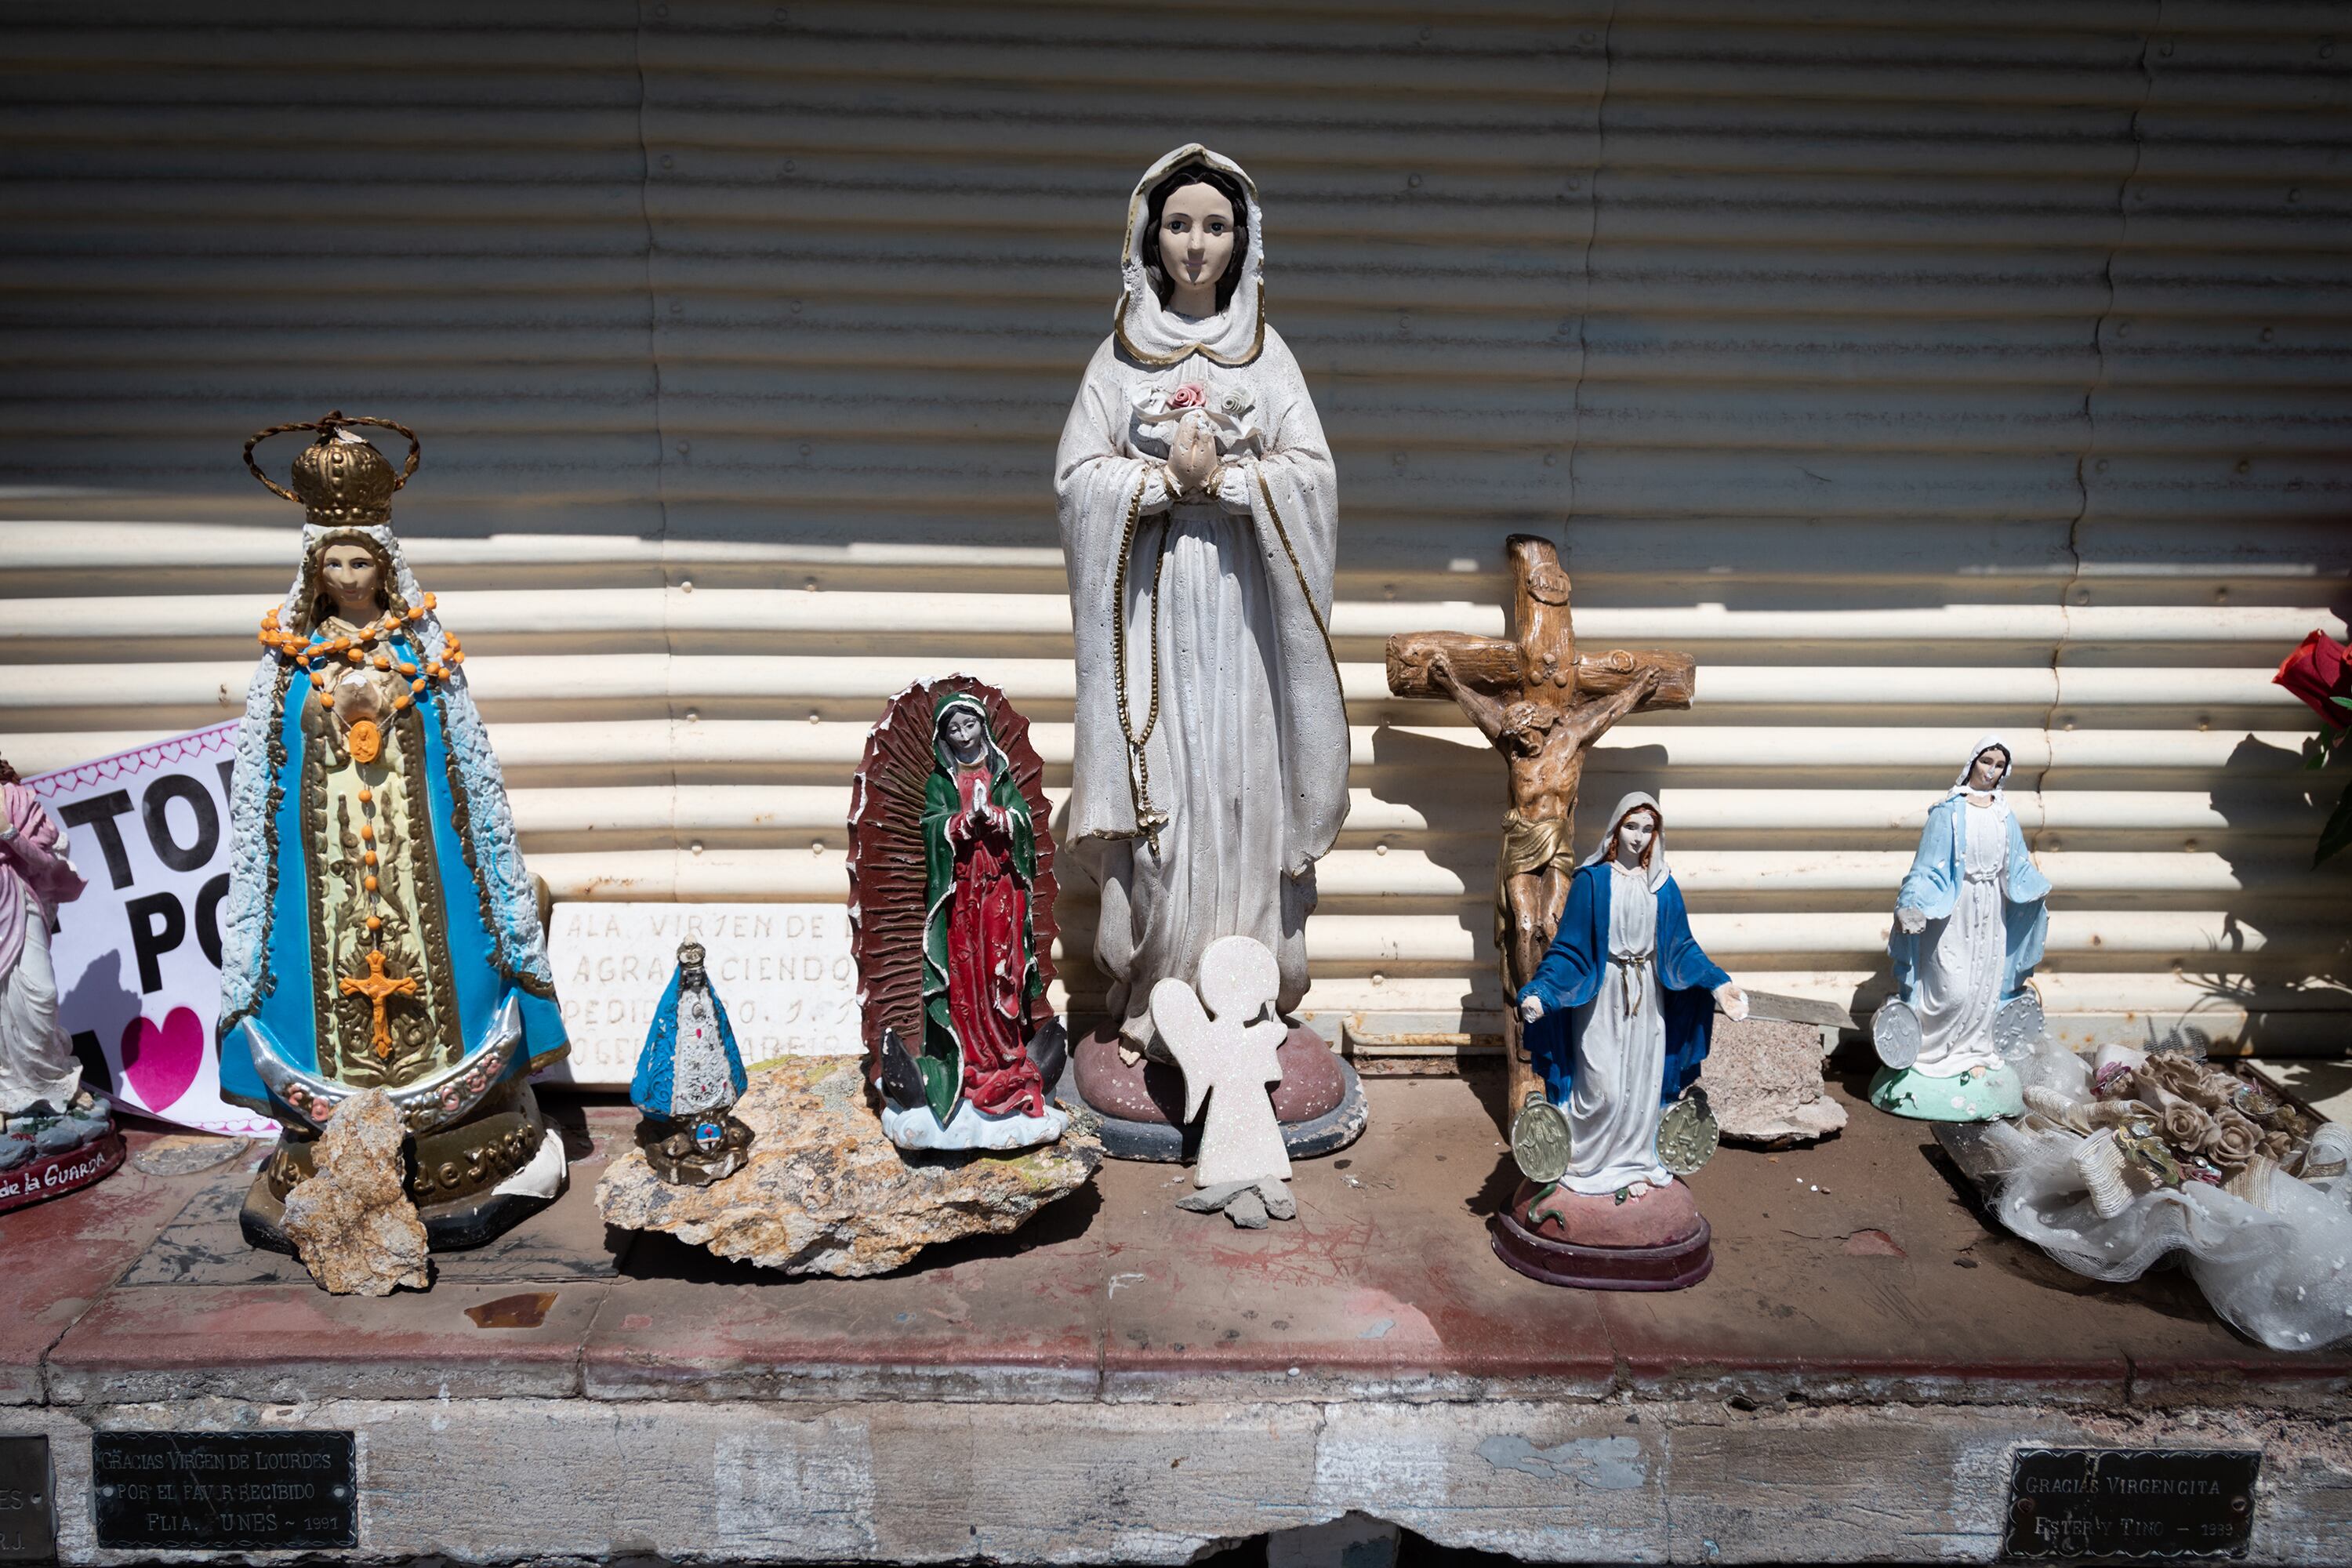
[1387,534,1697,1119]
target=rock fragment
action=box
[597,1057,1100,1276]
[281,1089,431,1296]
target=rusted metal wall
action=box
[2,1,2347,1055]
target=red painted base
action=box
[0,1131,124,1214]
[1490,1178,1715,1291]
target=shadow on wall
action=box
[2198,733,2348,1058]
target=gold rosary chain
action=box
[1109,469,1172,843]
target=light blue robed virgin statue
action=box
[1871,734,2049,1122]
[216,416,569,1250]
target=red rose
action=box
[1167,383,1207,411]
[2275,630,2351,729]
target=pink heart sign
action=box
[120,1006,205,1114]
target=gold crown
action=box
[677,941,708,967]
[245,411,419,528]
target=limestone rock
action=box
[281,1088,431,1296]
[597,1056,1102,1276]
[1700,1016,1849,1147]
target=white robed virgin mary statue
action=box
[1057,144,1348,1054]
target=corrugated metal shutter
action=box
[3,1,2347,1061]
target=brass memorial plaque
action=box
[2005,1448,2259,1561]
[92,1432,356,1552]
[0,1437,54,1563]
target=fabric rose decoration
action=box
[2201,1109,2263,1170]
[2275,630,2350,730]
[2158,1101,2212,1153]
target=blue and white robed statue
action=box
[1870,735,2051,1122]
[217,414,570,1252]
[630,941,754,1185]
[1497,793,1747,1291]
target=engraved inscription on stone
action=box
[546,902,858,1085]
[0,1436,55,1564]
[91,1432,356,1552]
[2005,1448,2259,1561]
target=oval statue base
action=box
[240,1081,568,1254]
[1490,1178,1715,1291]
[1053,1025,1368,1164]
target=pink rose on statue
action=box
[1167,383,1207,411]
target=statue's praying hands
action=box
[1164,408,1221,496]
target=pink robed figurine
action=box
[1,753,120,1209]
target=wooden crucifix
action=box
[1386,534,1697,1122]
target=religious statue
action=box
[1869,735,2050,1122]
[1054,142,1361,1159]
[1494,795,1746,1290]
[1154,935,1296,1228]
[630,942,754,1183]
[0,752,120,1210]
[1388,533,1696,1123]
[218,413,570,1251]
[848,679,1068,1151]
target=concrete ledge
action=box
[8,1396,2352,1565]
[5,1075,2351,1563]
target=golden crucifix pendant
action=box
[339,948,418,1060]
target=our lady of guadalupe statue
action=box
[217,414,569,1250]
[1054,143,1360,1157]
[848,679,1066,1152]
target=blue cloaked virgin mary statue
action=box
[216,414,569,1251]
[1498,793,1747,1291]
[630,941,753,1185]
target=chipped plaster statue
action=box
[1056,144,1347,1060]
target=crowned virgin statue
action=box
[1055,145,1357,1154]
[218,414,569,1250]
[1871,735,2050,1122]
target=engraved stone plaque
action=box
[91,1432,356,1552]
[545,902,859,1085]
[2005,1448,2258,1561]
[0,1436,54,1563]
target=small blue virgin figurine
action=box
[630,941,753,1185]
[1497,793,1748,1290]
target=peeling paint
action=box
[1475,1434,1648,1490]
